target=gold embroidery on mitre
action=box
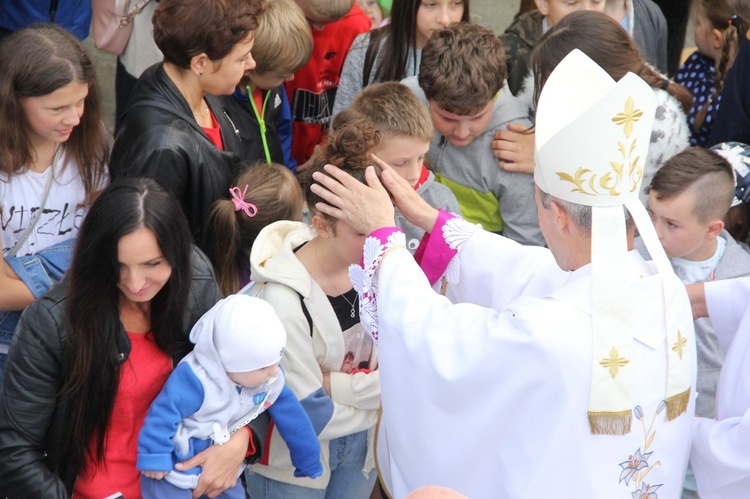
[666,387,691,421]
[671,330,687,360]
[588,410,632,435]
[612,96,643,138]
[599,346,629,378]
[556,95,645,196]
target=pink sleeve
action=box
[413,210,460,285]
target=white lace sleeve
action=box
[349,232,406,342]
[442,217,482,284]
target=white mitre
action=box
[534,49,692,435]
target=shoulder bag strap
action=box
[6,145,62,257]
[362,30,383,89]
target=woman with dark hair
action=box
[0,177,256,498]
[0,24,108,375]
[110,0,263,250]
[332,0,470,117]
[531,10,691,204]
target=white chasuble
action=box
[369,226,696,498]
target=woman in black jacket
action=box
[0,177,254,498]
[110,0,263,251]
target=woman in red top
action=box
[110,0,264,250]
[0,177,258,498]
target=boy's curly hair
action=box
[418,22,506,116]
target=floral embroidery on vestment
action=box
[440,216,481,284]
[618,402,667,497]
[349,231,406,342]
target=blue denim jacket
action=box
[0,239,75,344]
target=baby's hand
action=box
[293,460,324,479]
[142,470,169,480]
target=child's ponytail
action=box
[205,163,304,295]
[205,196,246,295]
[638,68,693,116]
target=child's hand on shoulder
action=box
[142,470,169,480]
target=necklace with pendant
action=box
[340,289,358,319]
[314,239,357,318]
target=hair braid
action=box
[635,62,693,114]
[695,22,741,130]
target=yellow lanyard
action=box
[247,85,272,165]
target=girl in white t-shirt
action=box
[0,24,109,371]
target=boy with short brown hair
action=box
[647,146,750,421]
[418,25,507,118]
[646,144,750,497]
[402,22,542,246]
[350,82,460,251]
[296,0,356,24]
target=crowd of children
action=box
[2,0,750,497]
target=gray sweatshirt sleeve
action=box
[490,90,542,246]
[332,32,372,118]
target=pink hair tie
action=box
[229,185,258,217]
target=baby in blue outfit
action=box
[137,294,322,498]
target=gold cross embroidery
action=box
[612,96,643,139]
[672,330,687,360]
[599,347,629,378]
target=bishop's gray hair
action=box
[536,187,633,232]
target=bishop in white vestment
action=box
[311,50,697,498]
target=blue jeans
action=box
[0,238,75,382]
[245,430,376,499]
[140,474,245,499]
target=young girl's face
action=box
[694,3,723,63]
[357,0,384,29]
[328,219,368,266]
[20,80,88,149]
[415,0,464,49]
